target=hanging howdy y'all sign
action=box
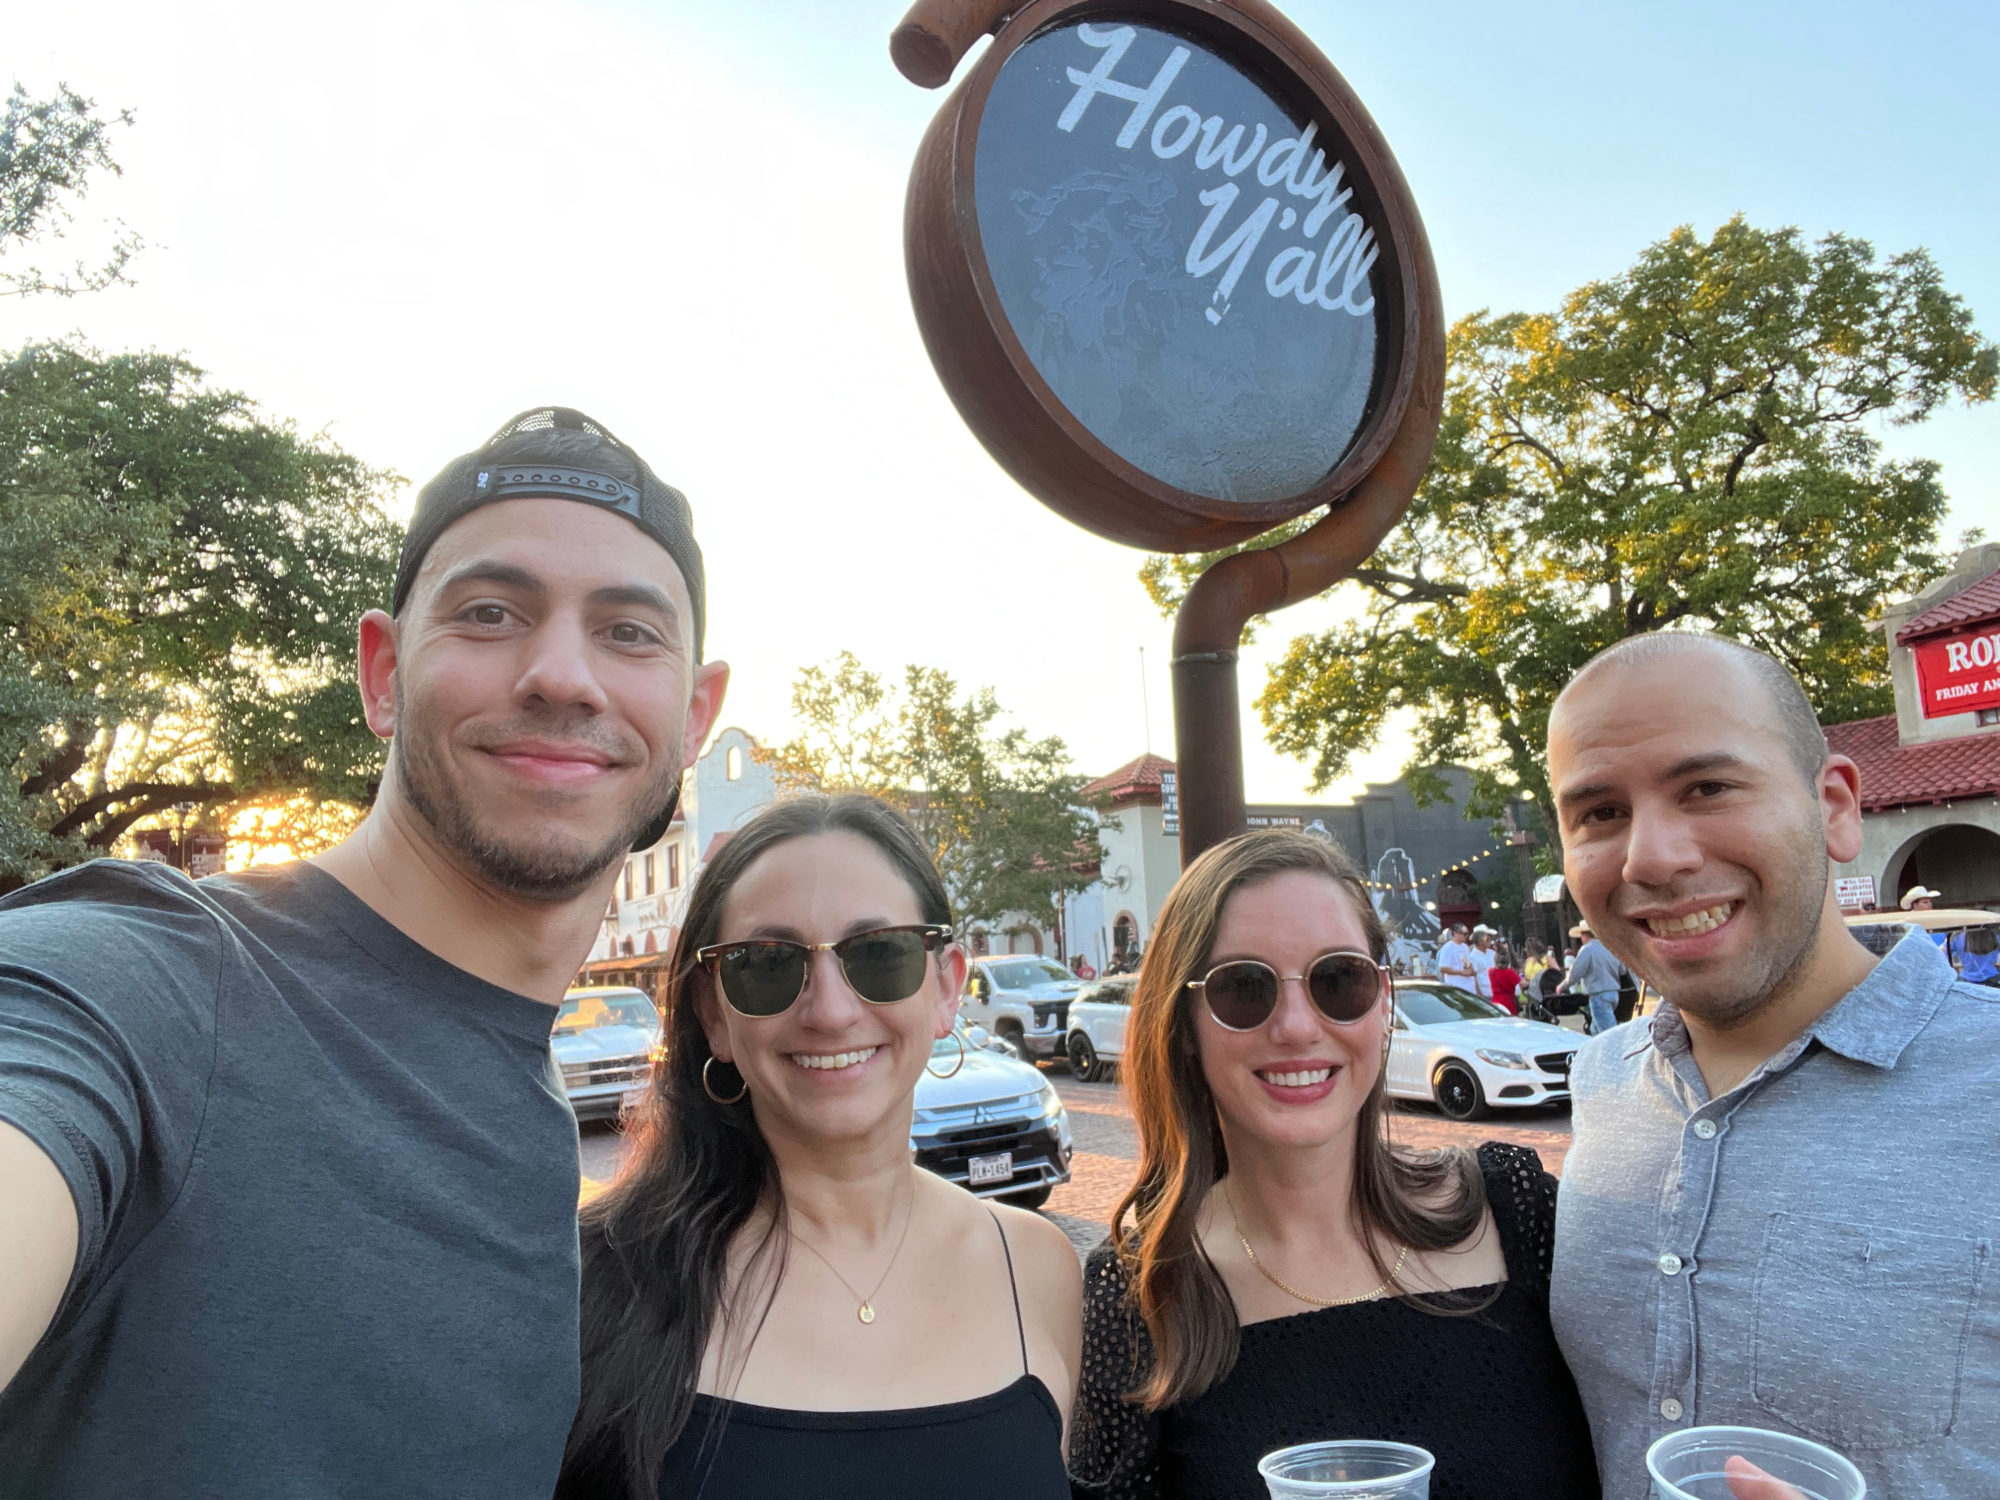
[1042,24,1380,324]
[903,1,1431,551]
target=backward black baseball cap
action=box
[392,406,706,660]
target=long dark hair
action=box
[1113,829,1487,1410]
[560,794,952,1498]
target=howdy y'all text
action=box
[1057,24,1378,324]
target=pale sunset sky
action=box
[4,0,1993,802]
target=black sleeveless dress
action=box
[653,1209,1067,1500]
[1068,1142,1598,1500]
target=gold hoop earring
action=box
[702,1055,748,1104]
[926,1029,967,1079]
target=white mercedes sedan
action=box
[1386,978,1580,1120]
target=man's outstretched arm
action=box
[0,1120,77,1391]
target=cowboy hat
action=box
[1900,886,1942,909]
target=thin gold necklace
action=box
[789,1184,916,1325]
[1227,1183,1408,1308]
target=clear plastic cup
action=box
[1646,1426,1865,1500]
[1258,1439,1436,1499]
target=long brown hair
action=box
[559,794,953,1498]
[1112,828,1486,1409]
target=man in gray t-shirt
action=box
[1543,632,2000,1498]
[0,408,729,1497]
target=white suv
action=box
[959,955,1084,1062]
[1065,977,1134,1081]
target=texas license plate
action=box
[968,1151,1014,1187]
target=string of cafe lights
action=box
[1358,838,1519,894]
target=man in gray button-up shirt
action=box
[1542,633,1998,1499]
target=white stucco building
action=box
[587,725,779,964]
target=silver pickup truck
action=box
[958,954,1084,1062]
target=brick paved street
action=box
[1041,1071,1572,1256]
[579,1069,1573,1255]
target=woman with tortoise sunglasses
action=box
[1068,829,1597,1500]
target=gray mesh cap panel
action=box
[391,406,706,660]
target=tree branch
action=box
[51,781,236,842]
[1355,568,1472,606]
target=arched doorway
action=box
[1888,823,2000,908]
[1436,869,1482,931]
[1112,911,1137,964]
[1005,926,1043,955]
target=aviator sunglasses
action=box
[695,924,954,1018]
[1186,950,1388,1032]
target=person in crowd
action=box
[1487,942,1523,1015]
[1069,829,1597,1500]
[1467,924,1499,1002]
[1899,884,1940,912]
[1073,953,1099,980]
[1546,632,2000,1499]
[1898,884,1953,956]
[1531,941,1567,1014]
[0,409,728,1497]
[1557,922,1629,1036]
[560,794,1080,1500]
[1522,940,1552,988]
[1435,922,1476,994]
[1951,923,2000,987]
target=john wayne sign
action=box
[901,0,1433,553]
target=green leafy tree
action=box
[763,653,1106,935]
[1,82,141,298]
[1,343,400,884]
[1145,219,1996,842]
[0,81,398,886]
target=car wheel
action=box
[1433,1062,1486,1121]
[1068,1032,1101,1082]
[1004,1184,1053,1211]
[995,1020,1026,1055]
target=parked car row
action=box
[1047,973,1579,1121]
[551,987,1072,1207]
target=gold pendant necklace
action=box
[1227,1184,1408,1308]
[790,1183,916,1325]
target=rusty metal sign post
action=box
[894,0,1444,865]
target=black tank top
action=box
[654,1210,1068,1500]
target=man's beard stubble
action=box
[391,682,681,903]
[1606,811,1830,1033]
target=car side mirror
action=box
[965,1023,992,1048]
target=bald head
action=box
[1554,634,1828,785]
[1546,631,1865,1031]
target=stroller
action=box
[1519,961,1581,1026]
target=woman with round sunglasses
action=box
[1069,830,1596,1500]
[559,795,1081,1500]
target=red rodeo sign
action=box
[1912,624,2000,719]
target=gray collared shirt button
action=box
[1661,1398,1684,1421]
[1658,1253,1683,1276]
[1693,1119,1718,1139]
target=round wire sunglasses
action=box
[1186,950,1389,1032]
[695,924,955,1018]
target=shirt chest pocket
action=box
[1751,1211,1988,1450]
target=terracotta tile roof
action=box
[1080,752,1176,805]
[1824,714,2000,812]
[1895,568,2000,644]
